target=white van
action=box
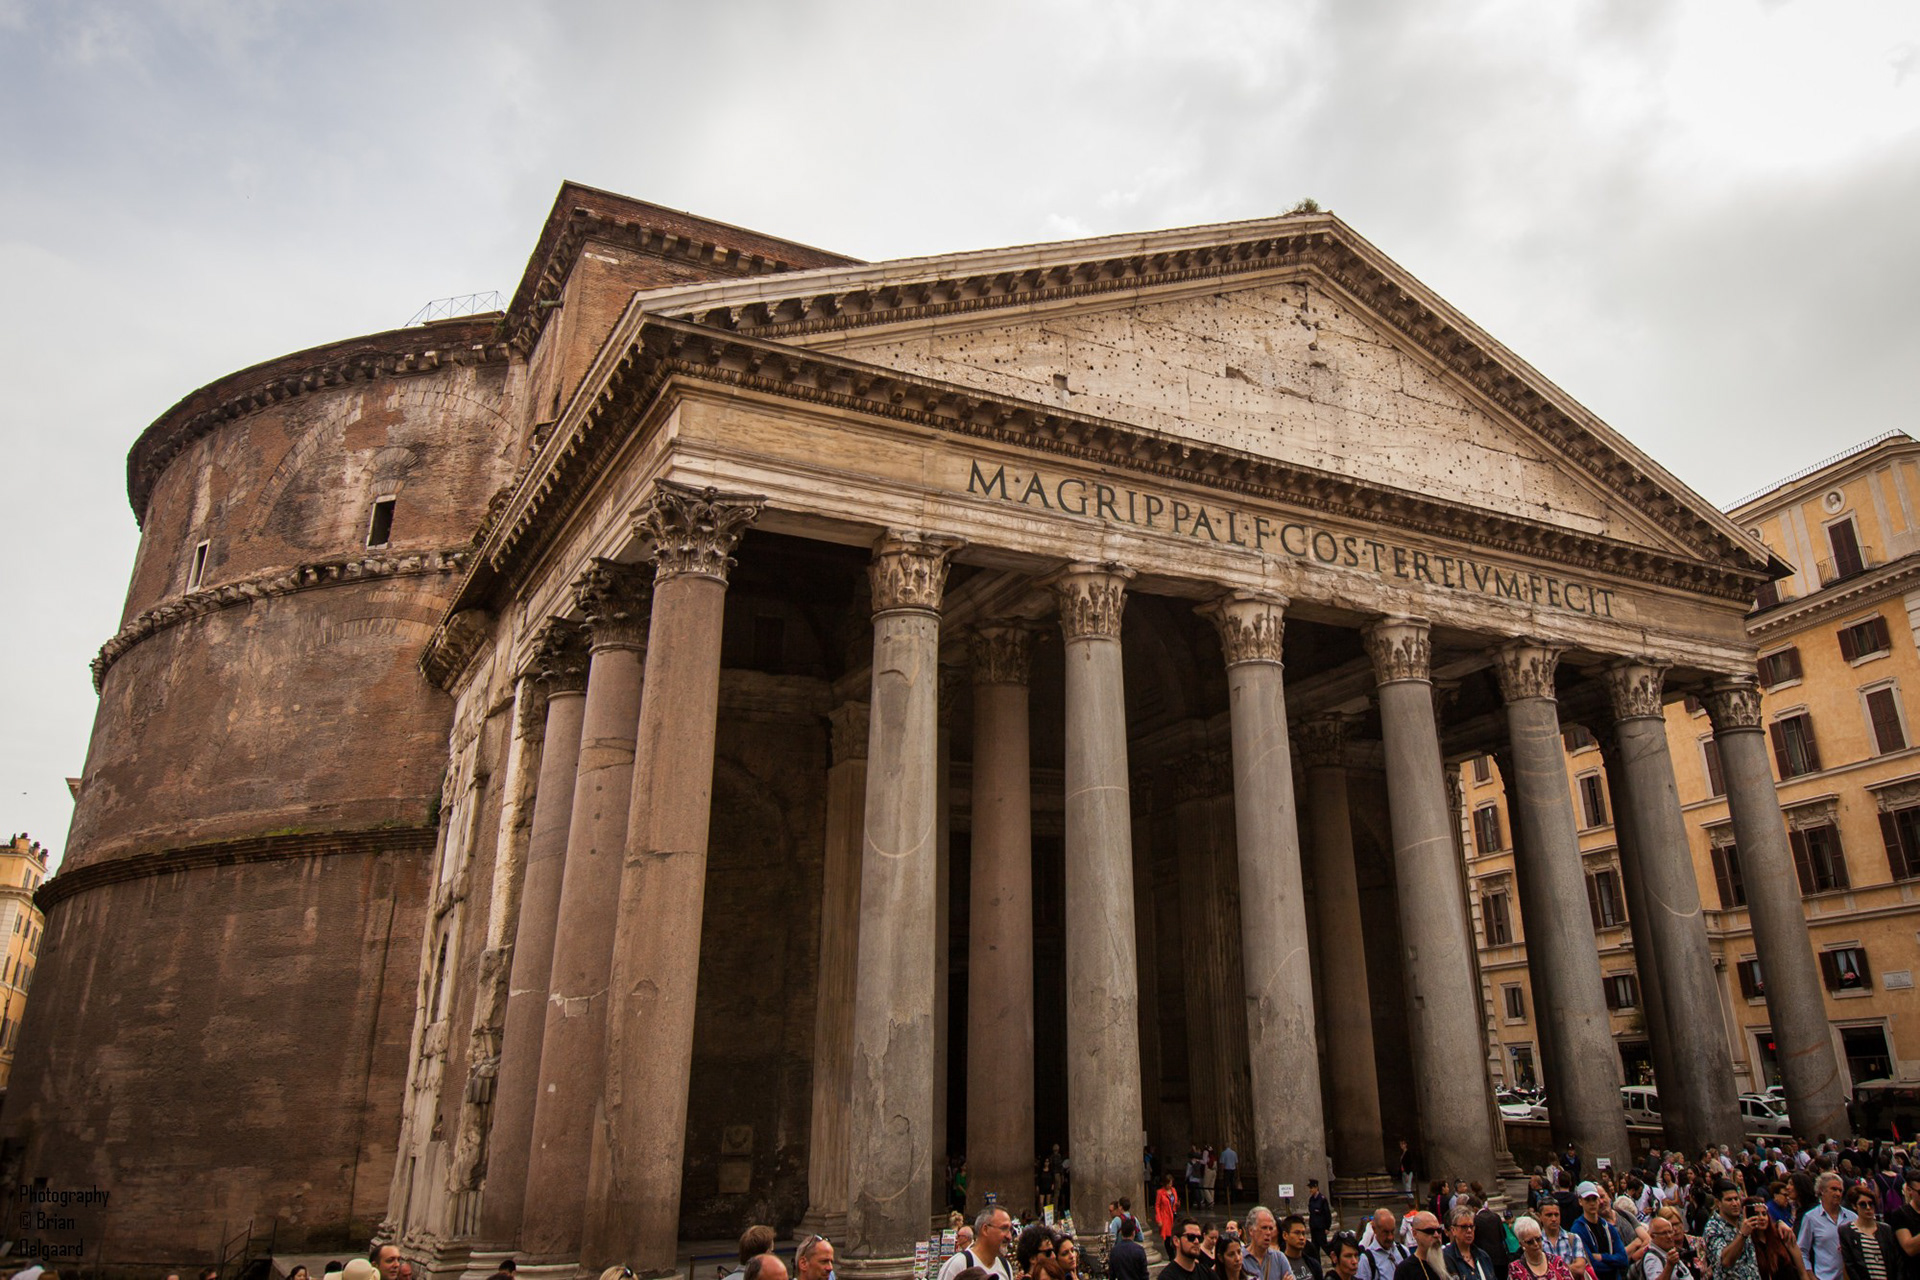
[1740,1094,1792,1135]
[1621,1085,1662,1126]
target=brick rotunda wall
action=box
[3,321,520,1268]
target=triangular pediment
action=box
[599,214,1772,575]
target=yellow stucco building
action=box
[0,834,48,1092]
[1467,431,1920,1117]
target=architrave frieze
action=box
[471,316,1767,613]
[94,547,469,691]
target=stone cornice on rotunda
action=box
[125,318,512,525]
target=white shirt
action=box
[938,1248,1014,1280]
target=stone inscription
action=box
[964,460,1617,617]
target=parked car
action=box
[1501,1094,1550,1121]
[1740,1094,1792,1135]
[1622,1085,1662,1126]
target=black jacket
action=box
[1838,1221,1898,1280]
[1444,1245,1497,1280]
[1112,1240,1150,1280]
[1475,1210,1511,1277]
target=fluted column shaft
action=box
[521,565,652,1260]
[1706,678,1851,1138]
[1054,563,1146,1249]
[1362,616,1498,1185]
[966,626,1036,1208]
[1294,714,1386,1175]
[1202,590,1328,1198]
[1492,640,1628,1167]
[592,484,763,1272]
[482,623,589,1245]
[800,702,871,1237]
[1603,663,1742,1149]
[841,533,959,1277]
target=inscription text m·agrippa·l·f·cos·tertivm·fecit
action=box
[964,459,1618,618]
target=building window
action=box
[1710,843,1747,908]
[1839,615,1892,662]
[1472,755,1491,783]
[367,497,396,548]
[1827,517,1866,581]
[1864,686,1907,754]
[1737,958,1765,1000]
[1578,773,1609,828]
[1603,973,1640,1010]
[1755,580,1781,611]
[1508,1043,1537,1088]
[1563,724,1597,752]
[1758,648,1803,688]
[1482,890,1513,946]
[186,540,210,590]
[1503,984,1526,1021]
[1789,824,1850,894]
[1819,946,1872,992]
[1840,1025,1893,1083]
[1702,737,1726,797]
[1770,713,1822,777]
[1877,805,1920,881]
[1473,804,1504,854]
[1587,867,1627,929]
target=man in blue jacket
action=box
[1570,1183,1631,1280]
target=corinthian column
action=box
[1292,713,1386,1176]
[1199,590,1328,1199]
[1601,662,1742,1149]
[800,702,870,1239]
[520,562,652,1260]
[966,624,1036,1209]
[1491,640,1628,1167]
[591,483,762,1272]
[842,532,960,1279]
[1051,563,1145,1252]
[1361,616,1497,1185]
[481,620,589,1246]
[1704,677,1851,1138]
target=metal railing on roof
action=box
[1728,430,1910,511]
[406,291,504,326]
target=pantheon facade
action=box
[6,184,1849,1278]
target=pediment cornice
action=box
[630,214,1764,572]
[473,317,1767,610]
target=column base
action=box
[795,1210,849,1242]
[836,1254,919,1280]
[1330,1174,1403,1231]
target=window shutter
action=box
[1818,949,1839,990]
[1790,828,1816,895]
[1704,739,1725,797]
[1869,616,1890,653]
[1603,978,1619,1011]
[1840,626,1859,662]
[1586,875,1602,932]
[1784,648,1803,681]
[1802,718,1822,772]
[1855,950,1872,987]
[1867,688,1906,753]
[1770,721,1792,777]
[1755,581,1780,610]
[1711,848,1735,908]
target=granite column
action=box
[1602,662,1743,1149]
[1052,563,1146,1246]
[1491,640,1628,1168]
[966,625,1037,1209]
[1361,615,1498,1185]
[519,562,652,1260]
[842,533,959,1278]
[481,621,589,1246]
[1292,713,1386,1176]
[1200,590,1328,1199]
[592,483,763,1272]
[1705,677,1851,1138]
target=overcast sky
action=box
[3,0,1917,866]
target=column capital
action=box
[1292,713,1352,770]
[572,559,653,652]
[829,701,871,766]
[970,624,1036,687]
[1197,589,1289,666]
[1363,614,1432,685]
[1703,676,1765,733]
[528,617,591,692]
[1049,562,1134,641]
[868,531,962,615]
[1602,660,1669,722]
[635,480,764,582]
[1490,638,1563,704]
